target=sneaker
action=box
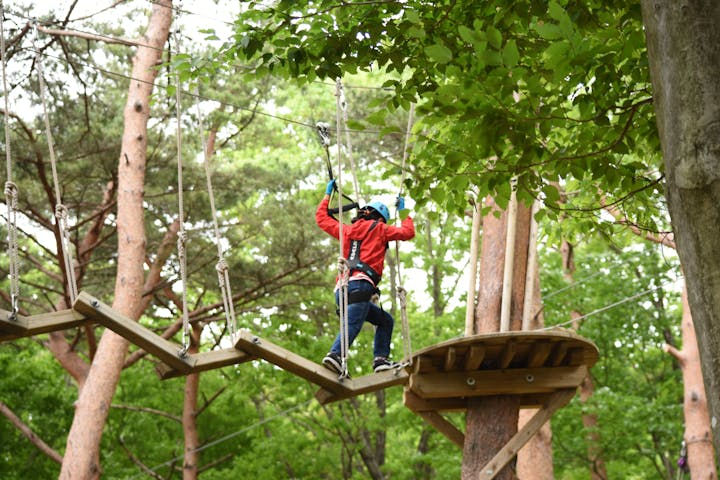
[373,356,399,373]
[322,352,342,374]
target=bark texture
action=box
[517,257,554,479]
[640,0,720,452]
[59,3,173,479]
[666,286,717,479]
[465,197,532,479]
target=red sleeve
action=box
[385,216,415,242]
[315,197,340,239]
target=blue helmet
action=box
[366,200,390,222]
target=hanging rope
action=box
[195,85,238,341]
[394,103,415,366]
[335,77,350,379]
[172,23,191,357]
[32,21,78,304]
[1,2,19,318]
[338,84,362,203]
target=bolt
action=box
[466,377,476,386]
[91,300,100,309]
[526,374,535,383]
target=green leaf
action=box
[502,40,519,68]
[533,22,562,40]
[486,26,502,50]
[425,43,453,64]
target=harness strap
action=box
[345,220,383,284]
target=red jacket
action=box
[316,197,415,285]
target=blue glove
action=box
[325,179,336,195]
[395,195,406,211]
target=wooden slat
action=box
[403,388,467,412]
[499,341,516,368]
[404,390,465,448]
[157,348,257,379]
[0,309,90,341]
[414,355,435,374]
[527,341,552,368]
[548,342,569,366]
[479,389,576,479]
[315,368,409,404]
[444,347,457,371]
[235,330,352,394]
[0,309,28,334]
[409,366,587,399]
[464,345,485,371]
[74,291,195,372]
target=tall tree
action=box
[60,2,173,478]
[640,0,720,452]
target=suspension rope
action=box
[172,22,191,357]
[335,77,349,379]
[395,103,415,365]
[32,21,79,303]
[338,84,361,203]
[195,85,238,341]
[1,1,19,318]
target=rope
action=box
[1,1,19,318]
[32,21,78,303]
[334,78,349,379]
[338,84,361,202]
[195,85,238,340]
[395,104,415,365]
[172,22,191,357]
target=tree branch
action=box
[0,401,63,464]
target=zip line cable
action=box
[136,398,315,479]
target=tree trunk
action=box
[666,285,717,479]
[59,3,173,479]
[517,253,554,479]
[183,324,202,480]
[561,239,608,479]
[465,196,531,479]
[640,0,720,452]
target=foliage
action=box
[541,238,684,478]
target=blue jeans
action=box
[330,280,394,358]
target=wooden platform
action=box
[405,329,598,410]
[401,329,598,478]
[0,307,90,341]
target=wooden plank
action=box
[464,345,485,371]
[23,309,89,335]
[74,291,195,372]
[444,347,457,371]
[315,368,409,404]
[499,341,516,369]
[409,366,587,399]
[0,309,90,341]
[0,309,28,335]
[235,330,352,394]
[410,329,598,364]
[414,355,435,374]
[403,388,467,412]
[548,342,569,366]
[479,389,576,479]
[404,390,465,448]
[157,348,257,379]
[527,341,552,368]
